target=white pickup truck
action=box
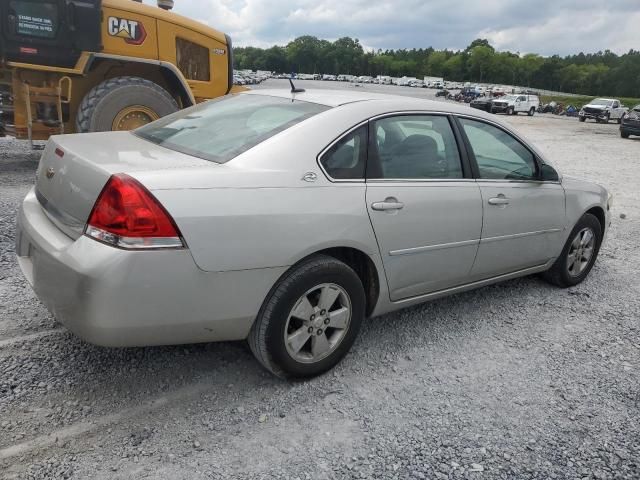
[579,98,628,123]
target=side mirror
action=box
[540,164,559,182]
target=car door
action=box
[456,116,566,280]
[611,100,623,120]
[365,114,483,301]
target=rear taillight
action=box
[85,173,184,249]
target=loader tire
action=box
[76,77,178,133]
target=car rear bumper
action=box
[16,188,286,347]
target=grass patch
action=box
[540,94,640,109]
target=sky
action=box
[144,0,640,56]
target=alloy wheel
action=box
[566,227,596,277]
[284,283,352,363]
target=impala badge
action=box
[45,167,55,179]
[302,172,317,182]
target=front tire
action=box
[579,116,586,122]
[543,213,602,288]
[621,130,630,139]
[248,255,366,378]
[76,77,178,133]
[507,106,514,115]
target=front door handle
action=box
[488,195,509,206]
[371,199,405,211]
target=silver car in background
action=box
[16,89,612,378]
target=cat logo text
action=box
[107,17,147,45]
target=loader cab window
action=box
[9,1,58,39]
[176,38,210,82]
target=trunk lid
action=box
[35,131,213,239]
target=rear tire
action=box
[528,107,535,116]
[543,213,602,288]
[76,76,178,133]
[248,255,366,378]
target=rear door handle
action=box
[371,199,405,211]
[488,196,509,206]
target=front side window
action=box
[135,94,329,163]
[320,126,367,179]
[368,115,463,179]
[459,118,537,181]
[176,38,210,81]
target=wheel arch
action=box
[585,205,606,234]
[315,247,380,317]
[86,54,195,108]
[279,246,381,318]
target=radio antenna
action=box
[289,78,305,93]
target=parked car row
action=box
[233,70,271,85]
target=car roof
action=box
[242,88,497,119]
[243,88,402,107]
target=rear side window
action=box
[176,38,210,81]
[135,94,329,163]
[459,118,537,180]
[320,126,367,180]
[368,115,463,179]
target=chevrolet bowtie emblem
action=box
[46,167,55,179]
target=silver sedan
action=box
[16,89,612,378]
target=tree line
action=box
[234,37,640,98]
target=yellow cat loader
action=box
[0,0,238,145]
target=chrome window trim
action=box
[366,178,477,184]
[316,120,369,183]
[316,110,562,184]
[454,113,562,184]
[475,178,562,185]
[366,111,467,182]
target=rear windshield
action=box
[135,94,329,163]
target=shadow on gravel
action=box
[2,272,564,412]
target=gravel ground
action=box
[0,80,638,479]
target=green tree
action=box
[286,36,322,73]
[232,35,640,98]
[467,46,494,82]
[426,51,448,77]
